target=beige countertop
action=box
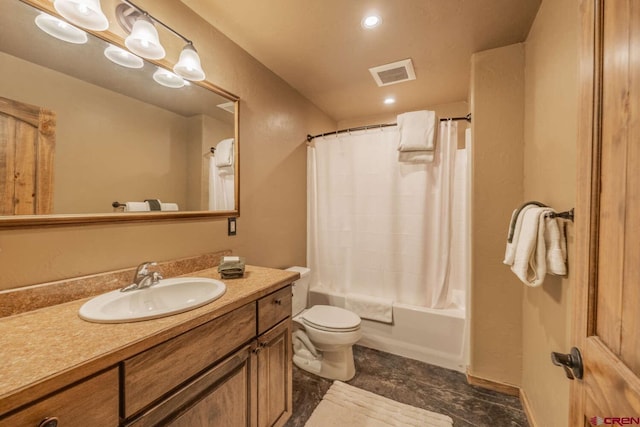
[0,265,298,417]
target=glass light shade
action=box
[153,68,185,88]
[125,17,165,60]
[173,44,205,81]
[35,13,88,44]
[104,44,144,69]
[53,0,108,31]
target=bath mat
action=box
[304,380,453,427]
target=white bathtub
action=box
[308,288,467,372]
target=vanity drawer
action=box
[123,303,256,418]
[0,368,119,427]
[257,285,292,335]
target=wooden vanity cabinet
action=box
[0,283,294,427]
[0,368,119,427]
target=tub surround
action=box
[0,263,299,422]
[0,250,231,318]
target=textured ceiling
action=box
[182,0,541,122]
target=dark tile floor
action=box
[285,345,529,427]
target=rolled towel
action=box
[397,110,437,152]
[160,203,179,211]
[218,255,245,279]
[345,293,393,323]
[124,202,150,212]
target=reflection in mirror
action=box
[0,0,238,221]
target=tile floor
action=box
[285,345,529,427]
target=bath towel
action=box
[214,138,234,167]
[397,110,437,153]
[544,216,567,276]
[398,150,435,163]
[345,293,393,323]
[124,201,150,212]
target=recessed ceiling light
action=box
[384,97,395,105]
[362,14,381,29]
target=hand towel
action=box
[510,207,548,286]
[503,204,537,266]
[218,255,245,279]
[160,203,179,211]
[145,199,161,211]
[345,293,393,323]
[397,110,437,152]
[214,138,234,167]
[124,202,150,212]
[544,216,567,276]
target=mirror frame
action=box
[0,0,240,228]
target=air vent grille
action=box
[369,59,416,87]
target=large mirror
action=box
[0,0,239,226]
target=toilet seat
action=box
[301,305,361,333]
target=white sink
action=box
[79,277,226,323]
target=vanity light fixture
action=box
[384,97,396,105]
[152,67,185,88]
[104,44,144,68]
[362,14,382,29]
[35,13,88,44]
[125,15,165,60]
[53,0,109,31]
[173,43,205,81]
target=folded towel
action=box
[160,203,179,211]
[345,293,393,323]
[544,216,567,276]
[504,204,537,265]
[397,110,437,152]
[218,255,245,279]
[398,151,435,163]
[145,199,161,211]
[214,138,234,167]
[124,202,150,212]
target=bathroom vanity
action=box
[0,265,296,427]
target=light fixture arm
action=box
[122,0,193,45]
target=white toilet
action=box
[286,266,362,381]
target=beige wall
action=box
[0,0,334,290]
[521,0,578,424]
[469,44,525,387]
[1,52,193,214]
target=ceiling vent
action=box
[369,59,416,87]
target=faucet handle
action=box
[135,261,157,274]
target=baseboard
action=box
[518,388,538,427]
[465,370,520,397]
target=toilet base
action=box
[293,345,356,381]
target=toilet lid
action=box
[302,305,361,332]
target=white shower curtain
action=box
[307,122,458,308]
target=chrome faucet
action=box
[120,261,163,292]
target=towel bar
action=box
[546,208,574,222]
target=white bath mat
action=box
[304,380,453,427]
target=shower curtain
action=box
[307,121,458,309]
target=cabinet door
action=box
[0,368,118,427]
[257,319,292,427]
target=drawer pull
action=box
[274,298,283,305]
[38,417,59,427]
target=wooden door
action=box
[0,96,56,215]
[257,319,292,427]
[571,0,640,425]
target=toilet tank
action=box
[286,266,311,316]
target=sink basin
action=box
[79,277,226,323]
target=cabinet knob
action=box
[274,298,283,305]
[38,417,59,427]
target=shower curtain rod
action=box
[306,113,471,142]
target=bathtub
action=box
[308,288,467,372]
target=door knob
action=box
[551,347,583,380]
